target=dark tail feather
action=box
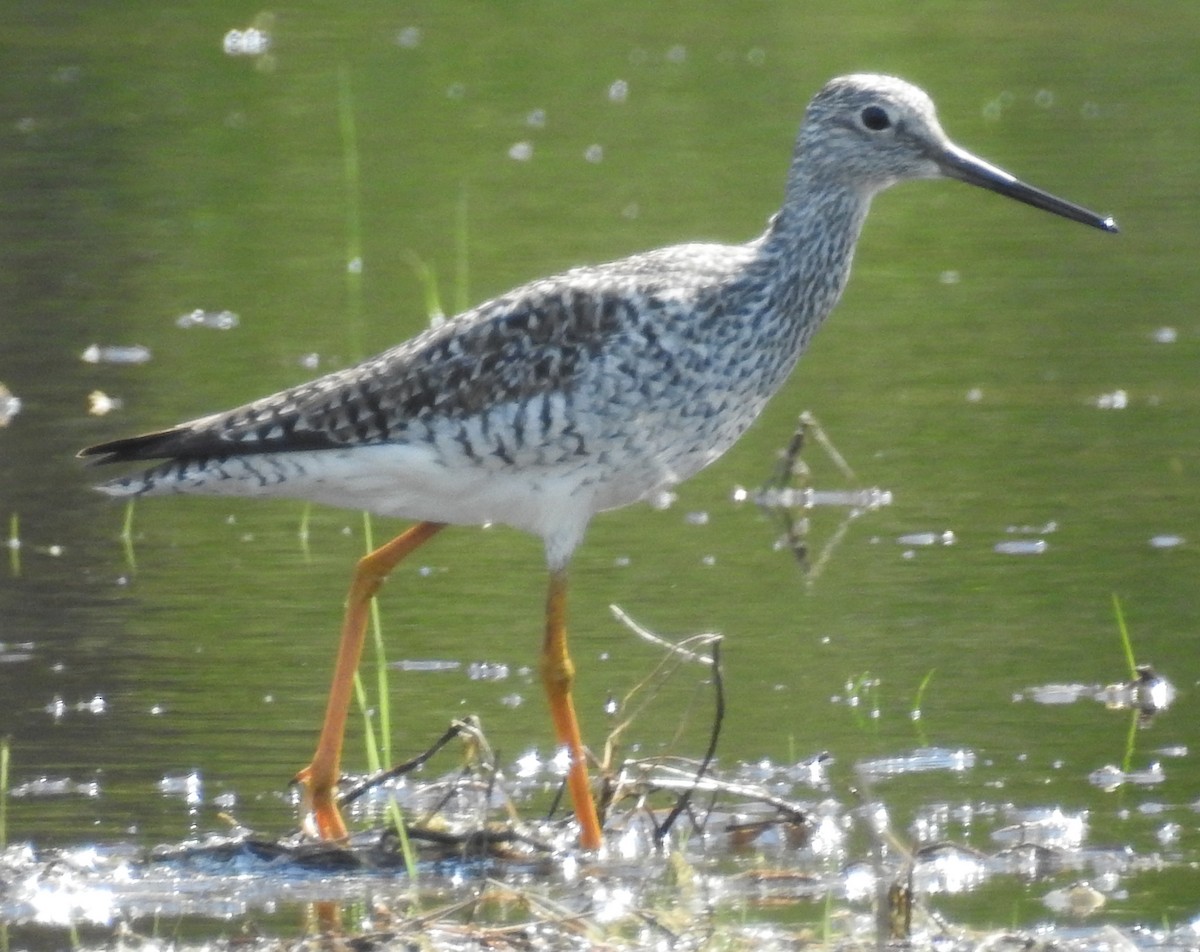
[77,427,192,466]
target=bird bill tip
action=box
[938,145,1116,234]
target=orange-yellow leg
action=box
[295,520,446,840]
[541,569,603,849]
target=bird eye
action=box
[860,105,891,131]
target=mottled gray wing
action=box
[78,279,639,465]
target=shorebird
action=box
[79,74,1116,850]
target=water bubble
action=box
[650,489,676,510]
[395,26,421,49]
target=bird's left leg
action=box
[295,520,446,840]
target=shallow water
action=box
[2,1,1199,947]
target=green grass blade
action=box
[1,735,9,849]
[6,513,18,577]
[1111,593,1138,679]
[336,63,365,360]
[454,184,470,313]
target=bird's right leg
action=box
[540,568,603,849]
[295,519,446,840]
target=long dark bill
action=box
[939,142,1118,233]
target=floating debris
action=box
[1006,520,1057,534]
[1043,881,1106,917]
[1098,664,1176,718]
[0,640,34,664]
[993,807,1087,849]
[756,486,893,510]
[1023,683,1092,705]
[994,538,1047,555]
[175,308,239,330]
[87,390,121,416]
[80,344,151,365]
[1148,533,1184,549]
[858,747,975,781]
[607,79,629,103]
[8,777,100,799]
[0,382,20,425]
[912,843,989,894]
[1088,761,1164,792]
[1019,667,1174,723]
[467,661,509,681]
[391,659,461,673]
[159,771,203,805]
[898,530,956,546]
[222,26,271,57]
[45,695,107,721]
[1094,389,1128,409]
[1151,326,1177,343]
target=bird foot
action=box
[292,765,350,842]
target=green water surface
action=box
[1,0,1197,937]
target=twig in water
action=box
[339,718,480,809]
[656,638,724,843]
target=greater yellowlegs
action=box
[79,75,1116,849]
